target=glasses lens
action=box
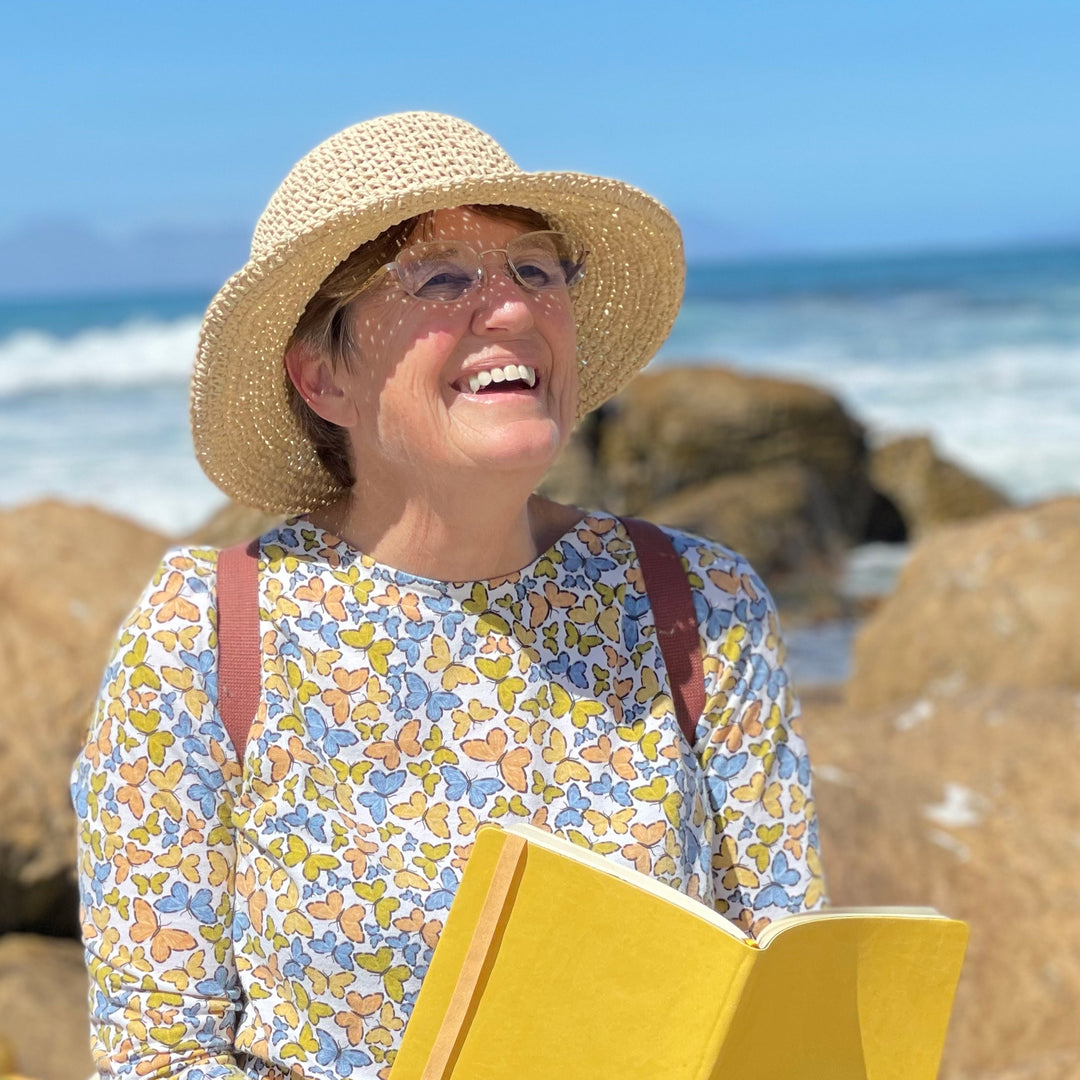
[395,242,480,301]
[507,232,587,291]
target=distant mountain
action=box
[0,219,251,297]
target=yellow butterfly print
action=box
[421,724,460,767]
[366,719,422,771]
[450,699,497,740]
[545,684,605,729]
[732,771,784,819]
[130,898,196,962]
[155,845,200,884]
[580,734,636,780]
[263,576,302,620]
[507,714,549,746]
[391,790,450,840]
[475,655,526,711]
[565,829,620,856]
[356,947,411,1003]
[411,840,452,880]
[616,718,661,761]
[530,769,564,805]
[151,624,200,653]
[541,728,590,784]
[377,846,429,894]
[282,834,341,882]
[629,775,683,826]
[456,805,481,836]
[309,968,355,1002]
[159,947,206,992]
[160,665,210,719]
[425,636,480,691]
[339,623,394,676]
[583,806,635,837]
[122,634,161,691]
[488,794,529,819]
[112,841,152,885]
[365,1001,407,1048]
[462,727,531,792]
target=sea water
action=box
[3,243,1076,537]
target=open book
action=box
[391,823,967,1080]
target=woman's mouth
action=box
[459,364,537,394]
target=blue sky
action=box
[2,0,1079,258]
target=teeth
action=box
[463,364,537,392]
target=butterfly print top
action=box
[73,513,824,1080]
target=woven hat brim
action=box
[191,170,684,514]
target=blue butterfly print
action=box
[179,648,218,702]
[304,706,359,756]
[188,765,226,818]
[357,770,407,823]
[549,653,589,690]
[442,766,502,809]
[195,964,235,999]
[316,1029,372,1074]
[554,783,590,829]
[282,804,328,843]
[155,881,217,924]
[775,742,810,785]
[282,937,312,981]
[310,930,354,969]
[425,867,460,911]
[587,772,632,807]
[295,608,340,649]
[747,653,769,693]
[422,594,465,636]
[767,665,789,699]
[561,545,616,582]
[770,850,802,887]
[705,750,749,806]
[398,620,436,665]
[403,672,461,721]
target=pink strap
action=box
[216,539,261,762]
[619,517,705,747]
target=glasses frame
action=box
[368,230,589,303]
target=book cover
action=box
[391,823,968,1080]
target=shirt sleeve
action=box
[71,549,248,1080]
[675,533,827,935]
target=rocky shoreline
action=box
[2,365,1077,1079]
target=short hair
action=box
[285,204,552,490]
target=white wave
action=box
[0,317,200,398]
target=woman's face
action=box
[333,206,579,491]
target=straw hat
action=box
[191,111,685,513]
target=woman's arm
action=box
[677,534,826,935]
[72,550,248,1079]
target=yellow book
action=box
[391,823,967,1080]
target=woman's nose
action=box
[469,257,536,334]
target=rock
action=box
[0,934,95,1080]
[871,435,1009,537]
[182,499,285,548]
[0,501,170,934]
[847,498,1080,710]
[596,365,874,539]
[641,463,852,622]
[805,684,1080,1079]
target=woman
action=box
[73,112,824,1080]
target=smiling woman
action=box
[71,112,825,1080]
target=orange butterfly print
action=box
[580,734,637,781]
[130,897,197,962]
[366,719,422,771]
[462,728,531,792]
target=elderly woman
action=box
[73,113,823,1080]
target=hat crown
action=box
[251,112,520,259]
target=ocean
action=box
[3,242,1076,683]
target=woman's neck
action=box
[307,472,582,582]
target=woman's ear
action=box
[284,344,359,428]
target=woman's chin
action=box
[453,417,566,476]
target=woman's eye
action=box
[513,258,560,289]
[412,269,474,300]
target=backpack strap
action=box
[216,538,261,763]
[213,523,705,761]
[618,517,705,747]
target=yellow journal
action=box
[391,823,967,1080]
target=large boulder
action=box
[847,498,1080,710]
[870,435,1009,537]
[805,683,1080,1079]
[0,934,95,1080]
[0,501,170,934]
[596,366,874,539]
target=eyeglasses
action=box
[375,230,588,303]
